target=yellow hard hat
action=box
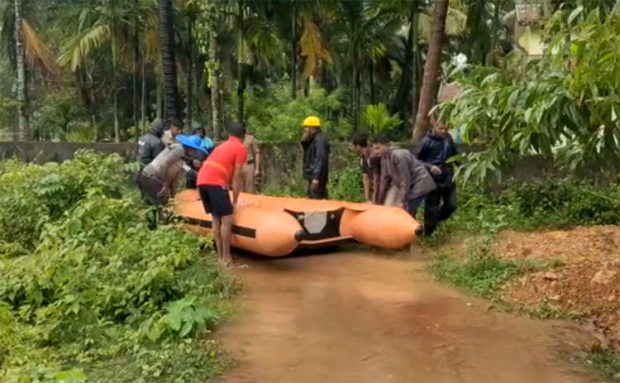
[301,116,321,127]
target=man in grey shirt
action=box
[372,134,436,219]
[138,133,207,206]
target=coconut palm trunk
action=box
[111,26,120,142]
[158,0,181,121]
[208,25,221,138]
[133,0,140,138]
[187,15,194,126]
[290,1,298,99]
[411,0,420,125]
[237,0,245,121]
[14,0,29,141]
[412,0,449,143]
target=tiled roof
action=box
[438,82,461,102]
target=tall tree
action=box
[412,0,449,143]
[14,0,29,141]
[57,0,140,142]
[132,0,140,136]
[208,7,221,138]
[237,0,245,121]
[290,0,298,99]
[410,0,420,126]
[158,0,180,121]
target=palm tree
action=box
[328,0,402,130]
[14,0,29,141]
[1,0,58,141]
[158,0,180,122]
[412,0,449,143]
[58,0,139,142]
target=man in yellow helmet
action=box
[301,116,330,199]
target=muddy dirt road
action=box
[214,250,595,383]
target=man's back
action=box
[197,137,247,187]
[383,148,435,199]
[143,143,185,180]
[136,133,165,166]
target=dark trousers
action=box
[406,195,427,219]
[136,172,168,229]
[424,185,457,235]
[307,180,328,200]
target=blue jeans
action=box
[406,196,426,218]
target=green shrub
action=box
[0,151,132,251]
[243,81,350,142]
[362,103,403,136]
[443,178,620,234]
[430,244,528,298]
[327,166,365,202]
[0,152,235,382]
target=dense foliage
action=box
[431,178,620,239]
[441,5,620,183]
[0,152,235,382]
[0,0,522,142]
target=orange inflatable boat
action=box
[173,189,421,257]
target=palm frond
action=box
[64,125,97,143]
[21,19,59,80]
[58,24,111,71]
[299,15,332,78]
[244,13,285,67]
[143,10,161,67]
[0,2,16,67]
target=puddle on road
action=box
[213,250,594,383]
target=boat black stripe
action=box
[183,217,256,238]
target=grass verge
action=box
[429,244,531,299]
[574,351,620,381]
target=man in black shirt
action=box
[414,115,458,235]
[301,116,330,199]
[351,133,381,203]
[136,118,166,167]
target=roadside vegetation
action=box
[0,151,236,382]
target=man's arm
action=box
[232,147,248,206]
[372,172,381,204]
[376,159,390,204]
[253,138,261,176]
[413,137,432,168]
[231,163,244,207]
[362,173,371,201]
[393,152,411,205]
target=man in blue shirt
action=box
[414,115,458,235]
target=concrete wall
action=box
[0,142,136,164]
[0,141,559,188]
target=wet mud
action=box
[214,250,595,383]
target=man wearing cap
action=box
[196,122,247,267]
[301,115,330,199]
[138,133,207,207]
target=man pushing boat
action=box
[371,134,436,221]
[196,122,248,267]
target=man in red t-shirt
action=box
[196,122,247,267]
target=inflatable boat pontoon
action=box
[174,189,420,257]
